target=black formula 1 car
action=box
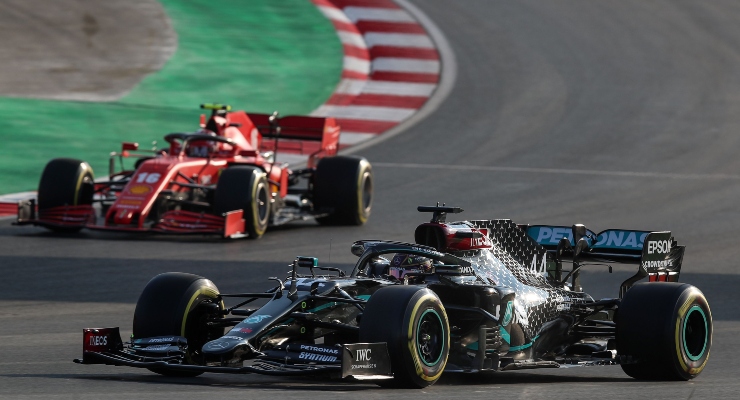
[76,206,712,388]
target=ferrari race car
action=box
[76,206,711,388]
[15,104,373,238]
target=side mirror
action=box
[296,256,318,269]
[351,242,365,257]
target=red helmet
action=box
[186,129,219,157]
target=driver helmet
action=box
[388,253,433,280]
[186,129,219,157]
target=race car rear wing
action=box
[245,112,340,167]
[523,225,685,297]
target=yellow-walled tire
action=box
[617,282,712,380]
[313,156,373,225]
[214,166,270,239]
[37,158,94,232]
[359,286,449,388]
[133,272,224,377]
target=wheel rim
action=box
[416,309,445,367]
[256,181,269,225]
[360,171,373,214]
[683,305,708,361]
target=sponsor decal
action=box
[501,301,513,326]
[115,204,140,210]
[594,231,647,250]
[647,239,671,255]
[299,345,339,355]
[298,352,338,362]
[341,343,391,378]
[147,337,175,343]
[355,348,372,361]
[530,226,652,250]
[529,255,547,274]
[119,199,142,206]
[165,222,209,229]
[351,363,377,369]
[128,184,152,195]
[220,336,243,340]
[89,335,108,346]
[458,266,475,275]
[230,327,253,334]
[642,260,674,270]
[532,226,574,245]
[143,344,170,351]
[135,172,161,184]
[244,315,272,324]
[470,235,489,248]
[410,246,440,256]
[207,341,229,349]
[640,232,675,270]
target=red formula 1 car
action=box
[15,104,373,238]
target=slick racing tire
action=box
[133,273,224,377]
[37,158,95,232]
[214,166,270,239]
[359,286,449,388]
[617,282,712,380]
[313,156,372,226]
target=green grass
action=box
[0,0,342,194]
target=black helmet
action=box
[388,253,433,279]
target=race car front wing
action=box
[73,328,392,380]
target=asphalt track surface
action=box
[2,0,740,398]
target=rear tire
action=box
[359,286,449,388]
[214,166,270,239]
[313,156,372,225]
[617,282,712,380]
[37,158,95,232]
[133,272,224,377]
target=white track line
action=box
[364,32,434,48]
[313,105,416,121]
[343,7,416,23]
[358,80,437,96]
[373,162,740,181]
[372,58,440,73]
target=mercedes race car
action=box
[76,206,711,387]
[15,104,373,238]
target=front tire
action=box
[133,272,224,377]
[37,158,95,232]
[313,156,373,225]
[214,166,270,239]
[359,286,449,388]
[617,282,712,380]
